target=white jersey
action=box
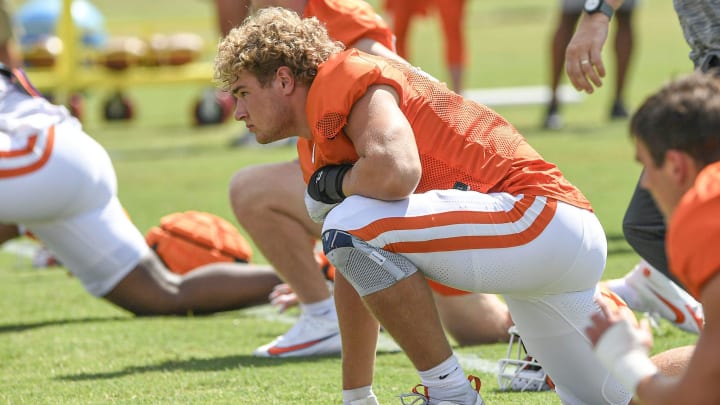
[0,70,149,296]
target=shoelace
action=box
[399,375,482,405]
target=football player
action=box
[0,64,283,316]
[222,0,513,360]
[586,71,720,404]
[565,0,709,336]
[215,8,632,404]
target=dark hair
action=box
[630,70,720,167]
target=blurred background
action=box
[5,0,690,129]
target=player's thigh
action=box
[28,196,148,297]
[324,191,606,295]
[230,160,305,211]
[0,121,116,222]
[505,289,632,405]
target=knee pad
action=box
[322,229,417,296]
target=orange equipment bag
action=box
[145,211,253,274]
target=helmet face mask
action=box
[497,326,554,392]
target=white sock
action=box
[342,385,376,405]
[418,355,472,402]
[300,296,337,319]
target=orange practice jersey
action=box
[297,49,592,211]
[303,0,395,51]
[668,161,720,299]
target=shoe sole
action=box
[254,332,341,358]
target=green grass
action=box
[0,1,700,404]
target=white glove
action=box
[594,318,658,395]
[304,190,338,223]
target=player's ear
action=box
[275,66,294,94]
[664,149,697,185]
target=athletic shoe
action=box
[399,375,484,405]
[610,100,629,119]
[624,262,704,334]
[253,312,341,357]
[542,103,563,130]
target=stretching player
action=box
[224,0,512,359]
[215,8,636,403]
[587,71,720,404]
[0,64,283,316]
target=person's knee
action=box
[323,229,417,296]
[228,166,282,224]
[229,162,304,221]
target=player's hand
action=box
[269,283,299,313]
[587,296,653,347]
[305,189,338,223]
[565,13,611,94]
[587,296,657,394]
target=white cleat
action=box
[253,312,341,358]
[399,376,485,405]
[623,261,704,334]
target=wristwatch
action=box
[584,0,614,19]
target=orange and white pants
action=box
[0,78,148,296]
[323,190,632,405]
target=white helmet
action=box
[497,326,554,392]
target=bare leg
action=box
[335,272,379,389]
[385,0,415,59]
[544,11,580,128]
[104,252,281,315]
[229,161,329,304]
[0,223,20,245]
[434,292,513,345]
[650,345,693,377]
[363,272,453,371]
[436,0,466,93]
[611,10,635,118]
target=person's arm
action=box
[340,84,421,201]
[214,0,250,36]
[587,274,720,404]
[352,38,407,64]
[635,275,720,404]
[565,0,624,93]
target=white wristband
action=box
[594,319,658,395]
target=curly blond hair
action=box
[214,7,344,91]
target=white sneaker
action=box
[253,312,341,357]
[623,261,704,334]
[399,376,485,405]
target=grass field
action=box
[0,1,700,404]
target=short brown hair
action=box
[631,70,720,167]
